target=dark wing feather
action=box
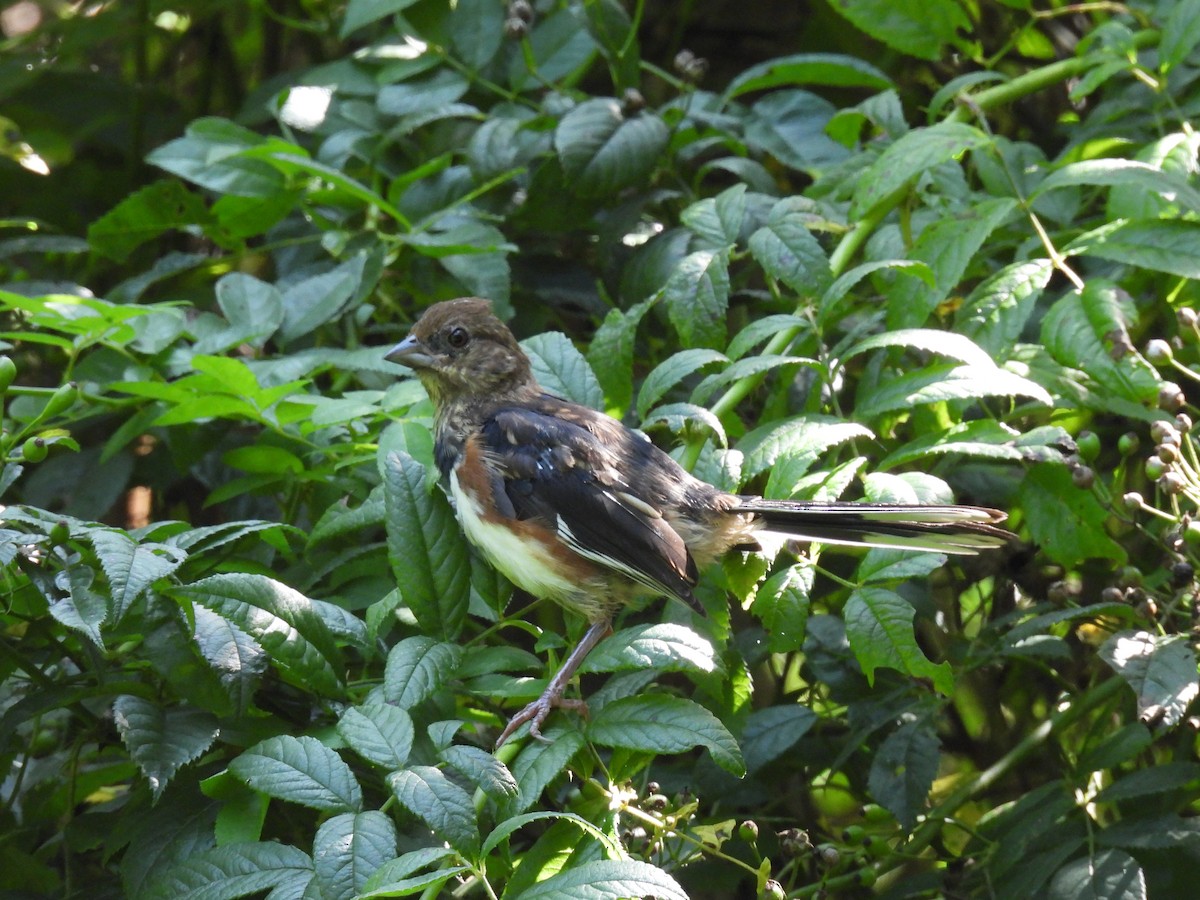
[480,404,698,604]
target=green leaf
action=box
[192,605,268,714]
[1033,159,1200,210]
[1067,219,1200,279]
[518,858,688,900]
[51,566,106,646]
[359,847,459,896]
[509,5,599,87]
[1095,812,1200,850]
[830,0,970,60]
[664,248,730,349]
[878,420,1026,470]
[852,122,990,217]
[173,573,344,696]
[1161,0,1200,70]
[441,745,519,800]
[845,328,995,367]
[725,53,892,98]
[1094,762,1200,803]
[501,726,587,817]
[384,450,472,639]
[857,549,948,584]
[681,184,747,248]
[112,696,219,801]
[820,256,931,324]
[88,180,223,262]
[337,703,415,770]
[309,485,385,548]
[278,255,365,345]
[741,705,817,774]
[452,0,505,69]
[587,297,656,414]
[1100,632,1199,729]
[378,69,471,118]
[854,362,1052,419]
[726,313,808,361]
[554,98,668,197]
[142,842,313,900]
[744,90,848,174]
[230,735,362,813]
[751,563,812,653]
[147,118,284,197]
[1039,283,1159,408]
[845,587,953,693]
[1019,464,1127,566]
[1048,849,1146,900]
[312,811,396,900]
[383,635,462,709]
[214,273,284,349]
[90,530,186,623]
[748,198,832,297]
[522,331,604,408]
[222,444,304,476]
[637,348,727,420]
[440,247,512,316]
[1108,132,1200,220]
[580,623,719,675]
[739,415,873,481]
[887,196,1018,328]
[340,0,420,36]
[642,402,727,447]
[956,259,1053,358]
[588,694,745,776]
[387,766,480,856]
[868,720,940,829]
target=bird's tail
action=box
[733,500,1010,555]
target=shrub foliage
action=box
[2,1,1200,897]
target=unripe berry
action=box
[1076,431,1100,462]
[1146,339,1174,364]
[1101,586,1126,604]
[20,435,47,462]
[1118,432,1140,456]
[1159,382,1186,413]
[1161,471,1186,494]
[0,355,15,394]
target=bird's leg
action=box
[495,618,612,748]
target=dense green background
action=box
[2,0,1199,897]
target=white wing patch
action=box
[555,515,671,597]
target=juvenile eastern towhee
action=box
[387,298,1011,746]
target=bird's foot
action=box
[495,691,589,748]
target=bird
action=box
[386,298,1011,746]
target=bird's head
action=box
[386,298,535,405]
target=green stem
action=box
[947,29,1159,123]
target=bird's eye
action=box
[446,326,470,348]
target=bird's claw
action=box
[496,694,589,747]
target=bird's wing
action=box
[478,404,699,604]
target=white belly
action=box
[449,470,580,601]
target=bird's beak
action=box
[386,334,435,369]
